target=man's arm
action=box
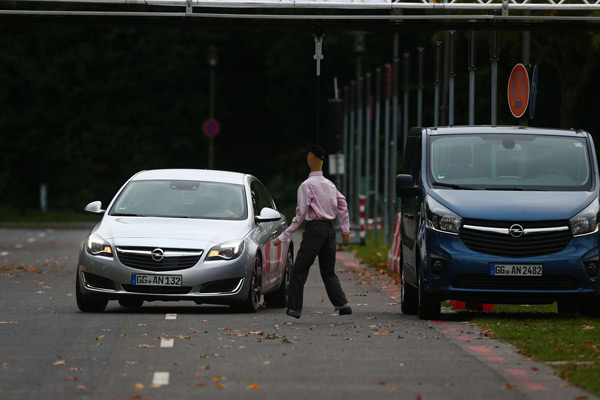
[273,184,309,246]
[336,190,351,246]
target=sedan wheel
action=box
[76,272,108,313]
[417,267,441,320]
[233,255,262,313]
[118,297,144,309]
[265,248,292,308]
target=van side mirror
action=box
[255,207,282,223]
[84,201,105,214]
[396,174,419,197]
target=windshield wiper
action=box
[112,213,144,217]
[432,182,474,190]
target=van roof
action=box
[422,126,588,137]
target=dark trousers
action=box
[287,220,349,312]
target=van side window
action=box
[403,133,422,184]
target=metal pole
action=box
[207,45,217,169]
[374,68,382,245]
[365,73,372,234]
[383,64,391,246]
[391,58,400,243]
[349,81,356,224]
[355,77,363,228]
[448,31,456,127]
[468,30,476,126]
[342,85,349,195]
[520,10,531,127]
[402,53,410,151]
[434,41,442,127]
[417,47,424,128]
[491,30,499,126]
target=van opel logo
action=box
[151,248,165,261]
[509,224,524,238]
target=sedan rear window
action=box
[109,180,247,220]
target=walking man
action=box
[273,145,352,318]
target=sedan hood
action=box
[430,189,596,221]
[96,216,251,246]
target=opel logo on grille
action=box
[151,248,165,261]
[509,224,524,238]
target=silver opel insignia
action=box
[76,169,292,313]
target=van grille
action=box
[460,219,572,258]
[116,247,203,271]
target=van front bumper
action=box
[422,228,600,303]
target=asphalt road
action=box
[0,227,596,400]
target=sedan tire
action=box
[76,273,108,313]
[265,248,292,308]
[232,255,262,313]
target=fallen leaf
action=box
[96,335,105,341]
[76,385,86,390]
[201,365,210,370]
[391,386,398,392]
[194,373,203,377]
[196,383,206,387]
[136,344,154,348]
[53,360,67,366]
[378,381,386,385]
[321,298,325,303]
[217,384,226,389]
[212,376,222,382]
[132,383,144,390]
[503,382,518,390]
[583,326,595,330]
[531,367,539,371]
[246,383,260,390]
[263,361,271,365]
[65,376,79,381]
[374,330,389,336]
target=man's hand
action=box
[342,234,350,246]
[273,238,281,246]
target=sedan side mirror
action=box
[255,207,282,223]
[84,201,105,214]
[396,174,419,198]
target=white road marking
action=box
[165,314,177,320]
[0,252,9,256]
[15,244,23,249]
[152,372,170,386]
[160,338,174,348]
[26,238,35,243]
[38,232,46,238]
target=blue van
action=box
[397,126,600,319]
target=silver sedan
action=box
[76,169,292,313]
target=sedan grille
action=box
[460,219,572,258]
[116,247,203,271]
[453,275,578,291]
[122,284,192,294]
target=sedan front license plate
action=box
[131,274,182,286]
[490,264,543,276]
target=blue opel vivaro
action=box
[396,126,600,319]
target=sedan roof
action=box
[130,169,248,185]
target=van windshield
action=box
[429,134,592,191]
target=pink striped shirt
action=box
[277,171,350,242]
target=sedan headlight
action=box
[570,198,599,236]
[425,195,461,235]
[206,240,244,261]
[86,234,113,257]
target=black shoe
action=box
[339,307,352,316]
[286,308,301,319]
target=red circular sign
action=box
[507,64,530,118]
[202,118,221,137]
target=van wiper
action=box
[432,182,474,190]
[484,187,524,191]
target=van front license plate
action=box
[490,264,543,276]
[131,274,182,286]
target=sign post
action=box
[529,65,539,120]
[507,63,530,119]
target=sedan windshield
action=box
[429,134,592,191]
[110,180,247,220]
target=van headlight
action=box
[86,234,113,257]
[425,196,461,235]
[570,198,599,236]
[206,240,244,261]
